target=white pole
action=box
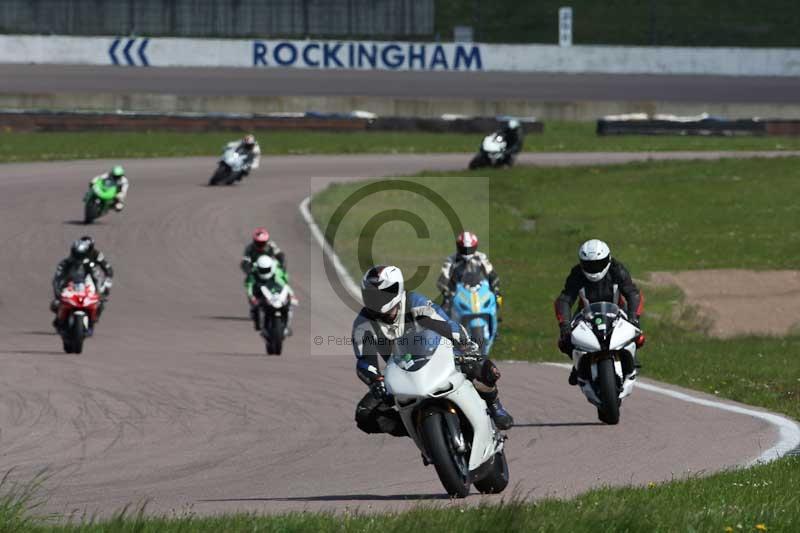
[559,7,573,47]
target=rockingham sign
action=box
[2,34,800,76]
[252,40,482,70]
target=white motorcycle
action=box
[569,288,641,425]
[468,132,512,169]
[383,328,509,498]
[255,282,294,355]
[209,145,249,186]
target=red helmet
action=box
[252,227,270,250]
[456,231,479,257]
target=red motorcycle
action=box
[56,278,101,354]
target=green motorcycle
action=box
[83,178,118,224]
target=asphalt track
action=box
[3,64,800,102]
[0,152,794,518]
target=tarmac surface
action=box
[0,152,788,517]
[2,64,800,102]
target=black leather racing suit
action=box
[500,127,523,155]
[554,259,642,326]
[53,250,114,299]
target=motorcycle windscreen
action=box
[586,302,621,349]
[390,328,451,372]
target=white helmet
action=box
[255,255,276,281]
[361,265,404,323]
[578,239,611,282]
[507,118,520,130]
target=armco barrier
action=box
[596,116,800,136]
[0,109,542,134]
[597,115,768,136]
[2,34,800,76]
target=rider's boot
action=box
[568,367,579,386]
[480,389,514,430]
[283,308,294,337]
[250,306,260,330]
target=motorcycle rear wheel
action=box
[596,358,620,425]
[473,450,509,494]
[422,411,470,498]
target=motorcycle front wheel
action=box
[268,313,283,355]
[468,152,488,170]
[596,358,620,425]
[422,410,470,498]
[208,164,229,186]
[70,317,85,354]
[84,199,100,224]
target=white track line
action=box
[543,363,800,464]
[299,194,800,465]
[299,195,360,298]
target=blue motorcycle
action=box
[449,270,499,356]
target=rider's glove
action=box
[370,376,389,401]
[249,296,258,306]
[463,339,480,356]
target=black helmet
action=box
[70,235,94,260]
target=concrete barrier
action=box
[2,34,800,76]
[3,92,800,123]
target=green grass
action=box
[310,157,800,421]
[2,123,800,163]
[0,457,796,531]
[436,0,800,47]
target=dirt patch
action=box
[649,270,800,338]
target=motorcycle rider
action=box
[226,134,261,179]
[240,227,285,276]
[241,228,286,328]
[90,165,129,212]
[246,255,294,337]
[51,236,114,331]
[500,119,523,159]
[437,231,501,314]
[352,265,514,436]
[554,239,645,385]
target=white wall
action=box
[2,34,800,76]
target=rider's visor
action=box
[363,282,400,312]
[580,257,610,274]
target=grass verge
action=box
[2,123,800,163]
[2,457,797,531]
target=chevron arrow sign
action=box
[109,38,150,66]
